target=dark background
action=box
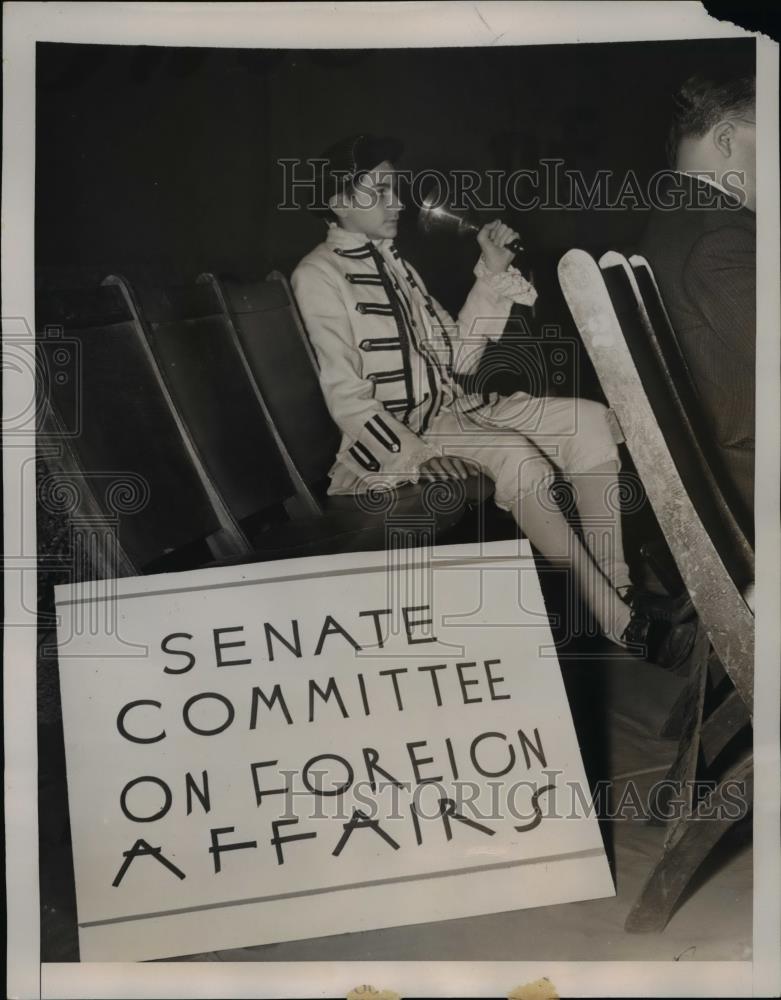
[33,34,758,963]
[36,37,755,321]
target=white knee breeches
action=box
[423,392,621,510]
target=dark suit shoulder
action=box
[683,224,755,282]
[644,172,751,230]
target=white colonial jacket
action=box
[291,224,537,494]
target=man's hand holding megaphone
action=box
[417,189,524,261]
[477,219,523,274]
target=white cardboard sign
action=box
[55,540,614,961]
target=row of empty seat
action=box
[37,272,488,579]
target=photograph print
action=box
[15,7,771,989]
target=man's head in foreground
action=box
[668,72,756,210]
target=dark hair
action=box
[667,73,755,164]
[310,133,404,220]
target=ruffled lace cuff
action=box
[474,257,538,307]
[404,442,445,484]
[347,440,444,491]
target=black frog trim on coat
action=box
[346,273,384,286]
[365,416,401,453]
[334,245,373,260]
[359,337,402,352]
[349,441,381,471]
[367,368,406,385]
[382,398,413,414]
[356,302,395,316]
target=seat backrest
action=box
[205,271,341,495]
[119,277,299,528]
[558,248,753,711]
[598,253,754,589]
[37,284,235,571]
[627,255,702,411]
[629,254,753,541]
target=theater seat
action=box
[558,248,753,708]
[558,246,754,936]
[202,270,494,540]
[37,283,248,576]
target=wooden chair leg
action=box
[700,689,752,768]
[660,654,750,767]
[659,644,719,740]
[624,752,753,932]
[651,625,710,822]
[658,682,692,739]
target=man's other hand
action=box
[419,456,483,481]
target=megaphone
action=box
[418,188,524,254]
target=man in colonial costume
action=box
[292,134,694,666]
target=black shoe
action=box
[619,585,696,625]
[621,610,697,670]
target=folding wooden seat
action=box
[628,254,753,544]
[201,270,493,536]
[104,272,482,564]
[615,251,755,702]
[560,250,753,706]
[109,275,302,536]
[558,248,753,933]
[37,284,247,579]
[202,271,340,507]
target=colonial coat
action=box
[291,225,538,495]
